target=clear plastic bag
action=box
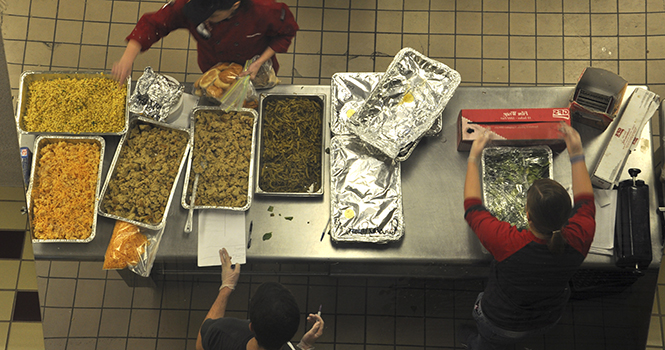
[219,60,252,111]
[250,55,280,90]
[103,220,164,277]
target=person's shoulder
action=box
[248,0,290,11]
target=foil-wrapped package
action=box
[330,73,442,150]
[330,135,404,243]
[481,146,553,230]
[347,48,460,159]
[129,67,184,122]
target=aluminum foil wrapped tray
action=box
[330,135,404,243]
[27,136,105,243]
[331,72,442,141]
[129,67,184,122]
[481,146,553,230]
[346,48,460,160]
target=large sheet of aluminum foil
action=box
[331,73,442,159]
[129,67,184,122]
[347,48,460,159]
[330,135,404,243]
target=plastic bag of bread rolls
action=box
[193,62,258,109]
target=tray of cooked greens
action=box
[481,146,553,230]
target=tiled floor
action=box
[3,0,665,349]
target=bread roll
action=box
[206,85,224,99]
[198,69,219,89]
[213,78,230,89]
[218,70,238,84]
[228,63,243,75]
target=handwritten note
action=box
[197,211,246,267]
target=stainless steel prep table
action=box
[29,85,663,274]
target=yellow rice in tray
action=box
[31,141,100,240]
[24,76,126,133]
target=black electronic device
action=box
[614,168,652,270]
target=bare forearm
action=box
[571,160,593,197]
[255,47,276,66]
[464,160,482,200]
[122,40,142,62]
[206,287,233,320]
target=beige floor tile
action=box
[51,43,80,68]
[23,41,53,69]
[322,32,349,55]
[0,202,27,231]
[0,291,14,321]
[186,50,200,74]
[430,12,455,35]
[510,13,536,36]
[29,0,58,19]
[591,60,618,74]
[403,12,429,34]
[22,232,34,260]
[483,13,509,35]
[647,13,665,35]
[619,13,646,35]
[591,0,618,13]
[294,55,321,78]
[373,56,392,72]
[510,60,536,83]
[537,60,564,84]
[483,35,509,58]
[510,36,536,59]
[455,58,482,82]
[376,11,402,33]
[327,0,350,9]
[431,0,456,11]
[3,40,26,66]
[320,55,348,79]
[537,13,563,36]
[347,56,374,72]
[111,1,140,24]
[81,22,110,46]
[297,7,323,31]
[138,1,164,15]
[323,9,349,32]
[648,0,665,12]
[591,37,618,60]
[2,15,28,41]
[457,12,482,35]
[348,33,374,56]
[456,0,481,11]
[6,0,30,16]
[429,35,455,58]
[563,0,589,12]
[0,322,8,349]
[564,36,591,59]
[68,308,101,337]
[563,13,590,36]
[591,13,618,36]
[403,34,428,55]
[456,35,481,58]
[108,23,136,47]
[619,37,646,60]
[649,315,664,346]
[17,260,38,290]
[134,49,161,73]
[84,0,113,22]
[483,59,509,83]
[619,0,645,12]
[158,49,188,73]
[78,45,107,70]
[648,37,665,59]
[27,18,56,42]
[55,20,83,44]
[537,0,562,12]
[295,31,322,54]
[511,0,535,12]
[105,46,127,71]
[377,0,402,10]
[7,322,45,350]
[349,10,376,32]
[351,0,375,9]
[375,33,401,56]
[537,37,563,59]
[58,0,85,20]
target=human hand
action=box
[111,57,132,86]
[238,60,261,80]
[298,314,324,349]
[219,248,240,290]
[469,129,491,161]
[558,122,583,157]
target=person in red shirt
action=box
[112,0,298,83]
[461,123,595,349]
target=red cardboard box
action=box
[457,108,571,152]
[569,67,628,131]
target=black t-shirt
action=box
[200,318,294,350]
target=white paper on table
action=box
[197,211,246,267]
[590,189,617,252]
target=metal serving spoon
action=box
[184,158,207,233]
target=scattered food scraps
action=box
[285,217,293,221]
[262,232,272,241]
[267,206,274,212]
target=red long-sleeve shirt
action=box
[126,0,298,73]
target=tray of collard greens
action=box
[481,146,553,230]
[330,135,404,243]
[330,72,443,139]
[345,48,460,160]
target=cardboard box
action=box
[591,88,660,189]
[457,108,571,151]
[570,67,628,131]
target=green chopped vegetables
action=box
[267,206,274,212]
[262,232,272,241]
[285,216,293,221]
[482,147,551,230]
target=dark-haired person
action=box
[461,123,595,349]
[196,248,323,350]
[112,0,298,83]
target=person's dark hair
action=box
[526,178,572,254]
[183,0,250,25]
[249,282,300,350]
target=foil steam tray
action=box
[16,71,131,136]
[330,135,404,243]
[26,135,105,243]
[331,72,442,138]
[346,48,460,160]
[481,146,553,230]
[98,116,191,231]
[181,107,258,211]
